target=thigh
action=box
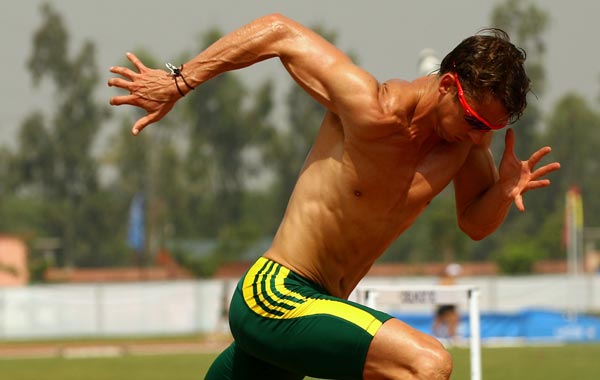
[205,342,303,380]
[229,257,394,380]
[233,296,392,380]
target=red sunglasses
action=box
[454,74,506,131]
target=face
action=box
[454,75,507,131]
[438,74,509,144]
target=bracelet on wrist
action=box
[165,62,195,97]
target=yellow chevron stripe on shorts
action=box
[242,257,382,336]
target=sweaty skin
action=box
[266,98,474,298]
[109,14,560,379]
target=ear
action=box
[438,73,456,95]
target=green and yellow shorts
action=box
[205,257,393,380]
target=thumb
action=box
[514,194,525,212]
[504,128,515,155]
[131,114,155,136]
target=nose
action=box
[467,129,486,144]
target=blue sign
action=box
[126,193,145,253]
[394,308,600,343]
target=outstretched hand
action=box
[108,52,182,135]
[498,128,561,212]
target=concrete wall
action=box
[0,275,598,340]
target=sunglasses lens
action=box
[464,115,491,131]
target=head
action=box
[439,28,530,130]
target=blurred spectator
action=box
[432,263,462,342]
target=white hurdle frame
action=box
[354,285,481,380]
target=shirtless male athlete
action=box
[108,14,560,380]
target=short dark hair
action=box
[439,28,530,124]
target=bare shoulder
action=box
[341,78,419,142]
[374,79,423,127]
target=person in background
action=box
[433,263,463,343]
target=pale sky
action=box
[1,0,599,147]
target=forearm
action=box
[179,13,366,112]
[180,12,341,103]
[457,180,514,241]
[182,14,287,87]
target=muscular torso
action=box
[264,93,474,298]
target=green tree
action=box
[104,49,183,265]
[127,28,275,271]
[104,32,278,275]
[0,147,17,227]
[477,0,556,266]
[544,94,600,227]
[176,29,271,236]
[495,238,544,274]
[490,93,600,264]
[11,3,117,268]
[491,0,550,159]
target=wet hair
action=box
[439,28,530,124]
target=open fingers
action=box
[522,179,551,194]
[109,65,138,80]
[107,77,134,92]
[527,146,552,168]
[126,52,148,73]
[109,94,138,106]
[531,162,561,180]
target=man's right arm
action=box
[109,14,386,134]
[184,14,385,125]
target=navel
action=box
[354,190,362,197]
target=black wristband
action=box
[178,64,195,90]
[166,62,195,96]
[173,77,185,97]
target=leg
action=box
[363,318,453,380]
[205,342,303,380]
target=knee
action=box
[364,319,453,380]
[413,345,453,380]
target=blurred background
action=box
[1,0,600,379]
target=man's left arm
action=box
[454,129,560,240]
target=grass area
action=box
[1,343,599,379]
[0,333,208,347]
[446,344,600,380]
[0,354,213,380]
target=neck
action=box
[407,75,442,146]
